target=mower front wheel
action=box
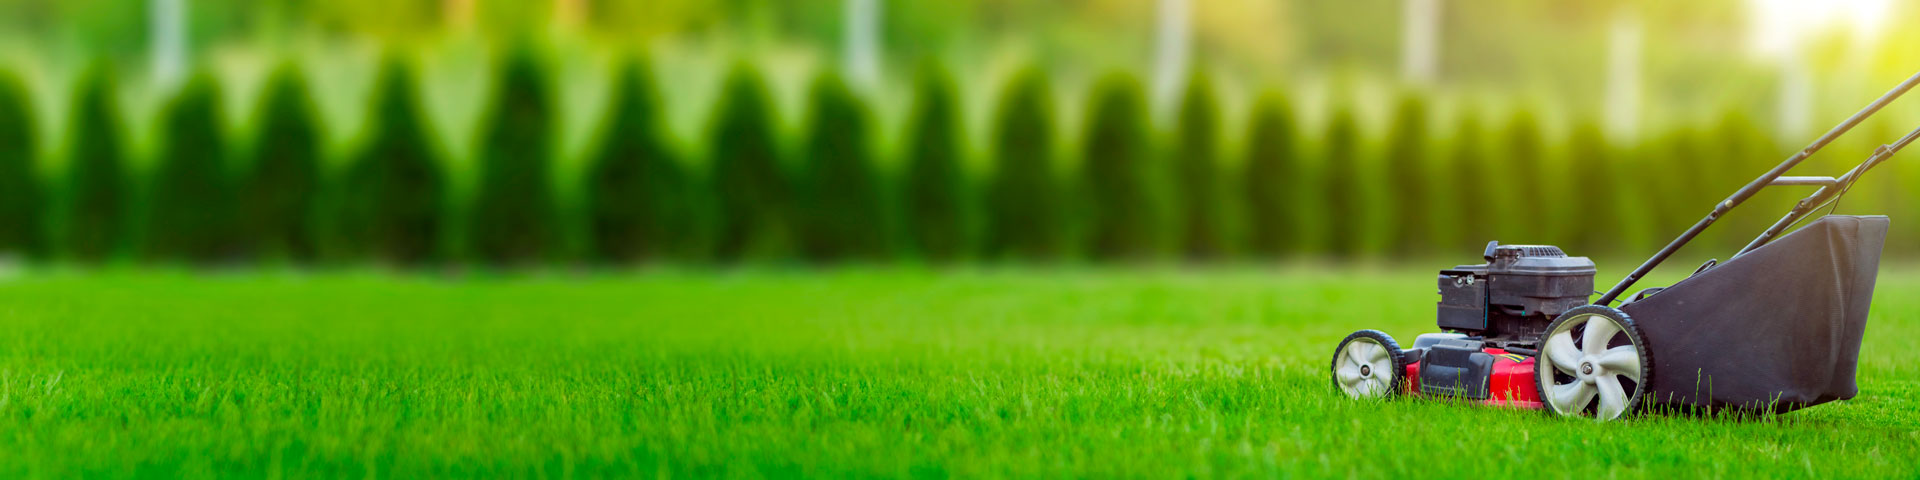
[1331,330,1406,399]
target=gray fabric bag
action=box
[1621,215,1888,412]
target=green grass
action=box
[0,267,1916,477]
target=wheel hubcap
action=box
[1335,338,1395,399]
[1539,313,1643,421]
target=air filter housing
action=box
[1435,242,1596,348]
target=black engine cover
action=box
[1435,242,1596,349]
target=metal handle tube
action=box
[1596,70,1920,306]
[1768,176,1838,186]
[1735,125,1920,257]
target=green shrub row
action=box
[0,57,1893,267]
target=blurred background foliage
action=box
[0,0,1916,267]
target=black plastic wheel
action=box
[1330,330,1407,399]
[1534,305,1653,421]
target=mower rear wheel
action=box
[1331,330,1406,399]
[1536,305,1652,421]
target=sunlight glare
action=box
[1748,0,1894,58]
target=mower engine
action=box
[1435,242,1596,350]
[1329,241,1594,407]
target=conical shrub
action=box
[1080,72,1154,260]
[707,64,788,262]
[982,68,1057,260]
[1564,122,1611,255]
[1685,116,1741,256]
[334,58,446,266]
[0,70,44,259]
[1382,94,1430,257]
[796,72,885,262]
[470,48,559,266]
[239,65,323,262]
[64,67,130,263]
[1172,71,1222,260]
[1242,91,1300,258]
[1708,110,1783,255]
[1613,140,1664,254]
[1447,111,1493,249]
[1648,128,1704,239]
[901,64,967,261]
[146,74,236,264]
[1322,106,1362,259]
[1497,109,1547,241]
[583,57,686,264]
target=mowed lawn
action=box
[0,266,1915,477]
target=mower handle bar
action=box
[1596,69,1920,306]
[1767,176,1837,187]
[1736,125,1920,257]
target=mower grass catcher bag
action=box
[1621,215,1888,413]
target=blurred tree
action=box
[1708,109,1782,255]
[1646,128,1703,241]
[1172,71,1222,260]
[64,67,129,263]
[239,65,322,263]
[983,68,1057,260]
[901,63,967,262]
[334,58,446,266]
[796,72,886,262]
[470,48,559,266]
[1242,91,1300,259]
[0,71,44,260]
[1383,94,1430,257]
[1564,122,1612,255]
[708,64,789,262]
[1323,106,1362,259]
[1613,140,1664,254]
[1081,73,1154,260]
[146,74,236,264]
[1447,111,1493,250]
[1497,108,1547,242]
[584,57,687,264]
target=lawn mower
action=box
[1332,71,1920,421]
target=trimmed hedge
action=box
[982,67,1057,260]
[0,70,43,259]
[64,66,130,263]
[470,49,559,266]
[1322,106,1362,258]
[900,64,967,261]
[1709,110,1783,255]
[240,65,323,262]
[145,74,236,264]
[1497,109,1547,243]
[1080,72,1154,260]
[707,64,788,262]
[583,57,686,264]
[1564,122,1611,254]
[1382,94,1430,257]
[1447,111,1493,250]
[11,59,1898,268]
[1242,91,1301,259]
[1173,72,1223,260]
[334,57,447,266]
[1647,128,1704,241]
[796,72,886,262]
